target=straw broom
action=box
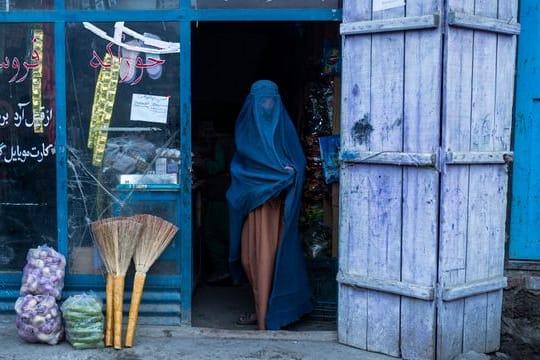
[125,214,178,347]
[109,218,142,349]
[92,217,142,349]
[90,217,125,347]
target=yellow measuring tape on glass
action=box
[88,53,120,166]
[32,29,44,134]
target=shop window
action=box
[191,0,341,9]
[66,21,180,275]
[0,24,56,271]
[0,0,53,10]
[66,0,177,10]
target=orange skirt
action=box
[241,197,283,330]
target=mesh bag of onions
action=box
[15,294,63,345]
[20,245,66,300]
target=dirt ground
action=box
[193,283,540,358]
[192,283,336,331]
[499,289,540,359]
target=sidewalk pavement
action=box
[0,323,397,360]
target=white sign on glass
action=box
[373,0,405,12]
[130,93,169,124]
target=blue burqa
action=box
[226,80,313,330]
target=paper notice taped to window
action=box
[130,93,169,124]
[373,0,405,12]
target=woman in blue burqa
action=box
[227,80,313,330]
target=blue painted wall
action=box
[509,0,540,260]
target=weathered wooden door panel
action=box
[438,0,517,358]
[510,0,540,260]
[401,1,441,358]
[340,0,518,359]
[339,1,441,358]
[365,4,405,356]
[338,2,372,352]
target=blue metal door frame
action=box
[509,0,540,261]
[0,0,342,324]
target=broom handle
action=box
[105,273,114,347]
[125,271,146,347]
[113,274,125,350]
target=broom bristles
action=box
[90,218,122,273]
[90,217,143,275]
[131,214,179,273]
[112,219,143,275]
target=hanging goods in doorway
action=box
[87,53,120,166]
[31,28,44,134]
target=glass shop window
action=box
[66,0,177,10]
[0,1,53,11]
[191,0,341,9]
[66,21,180,275]
[0,24,56,271]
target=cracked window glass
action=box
[191,0,341,9]
[0,24,56,272]
[66,0,177,10]
[66,22,180,275]
[0,1,53,11]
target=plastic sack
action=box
[20,245,66,300]
[321,42,341,77]
[15,294,63,345]
[303,223,331,259]
[103,135,156,174]
[318,135,340,184]
[61,293,104,349]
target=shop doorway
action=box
[191,21,340,331]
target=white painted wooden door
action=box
[338,1,442,359]
[338,1,519,359]
[437,0,518,358]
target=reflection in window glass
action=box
[66,0,177,10]
[0,24,56,272]
[66,22,180,275]
[1,0,53,10]
[191,0,341,9]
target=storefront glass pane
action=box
[66,21,180,275]
[66,0,177,10]
[191,0,341,9]
[0,24,56,272]
[1,1,53,10]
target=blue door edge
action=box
[508,0,540,261]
